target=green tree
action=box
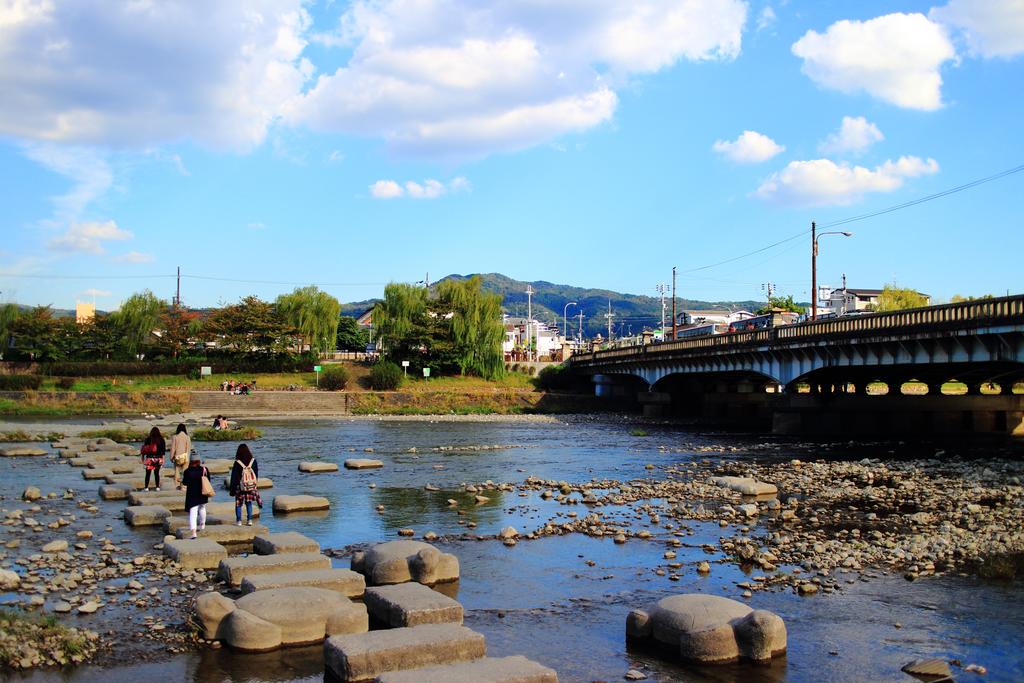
[276,286,341,354]
[374,283,429,361]
[950,293,994,303]
[435,276,505,379]
[111,290,164,357]
[158,305,200,358]
[203,296,290,354]
[756,294,806,315]
[10,306,62,360]
[0,303,18,358]
[79,315,121,360]
[336,315,369,351]
[874,285,929,312]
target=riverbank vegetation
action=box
[0,609,98,670]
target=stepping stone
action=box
[364,583,463,627]
[163,515,229,534]
[221,476,273,489]
[344,458,383,469]
[98,484,133,501]
[351,540,460,586]
[103,474,144,488]
[207,501,262,518]
[253,532,320,555]
[128,492,186,512]
[123,505,171,526]
[82,469,113,480]
[273,495,330,513]
[85,454,121,463]
[299,461,339,473]
[175,523,269,548]
[0,447,48,457]
[218,552,332,587]
[240,568,365,598]
[324,624,486,682]
[204,459,233,474]
[225,587,367,651]
[164,537,228,569]
[374,656,559,683]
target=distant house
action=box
[827,288,931,315]
[356,308,375,352]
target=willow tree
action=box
[111,290,164,357]
[275,286,341,354]
[874,285,929,312]
[0,303,18,358]
[373,282,428,360]
[436,276,505,379]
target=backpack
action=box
[237,460,257,493]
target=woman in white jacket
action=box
[169,423,192,491]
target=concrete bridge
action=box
[569,295,1024,437]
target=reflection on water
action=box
[2,417,1023,682]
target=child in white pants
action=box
[188,503,207,539]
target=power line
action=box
[181,275,388,287]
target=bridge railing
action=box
[572,294,1024,366]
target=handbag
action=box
[200,468,215,497]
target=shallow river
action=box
[2,416,1022,682]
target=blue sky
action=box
[1,0,1022,311]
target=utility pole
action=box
[525,285,534,361]
[656,283,667,336]
[577,309,584,347]
[174,266,181,307]
[605,299,614,341]
[425,273,430,289]
[762,281,775,307]
[671,267,677,341]
[811,221,817,321]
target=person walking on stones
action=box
[140,426,166,491]
[228,444,261,526]
[181,456,211,539]
[169,423,191,491]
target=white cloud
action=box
[21,144,112,222]
[931,0,1024,58]
[289,0,748,158]
[112,251,154,264]
[48,220,132,253]
[757,6,777,31]
[327,150,345,163]
[0,0,312,150]
[370,177,471,200]
[792,13,956,110]
[819,116,884,155]
[80,288,112,298]
[754,156,940,206]
[713,130,785,164]
[247,222,266,230]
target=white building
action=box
[826,287,930,315]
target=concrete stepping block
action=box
[164,537,228,569]
[0,447,48,457]
[204,459,233,474]
[273,495,330,513]
[103,473,144,486]
[99,483,133,500]
[218,552,332,586]
[221,476,273,489]
[299,461,339,473]
[344,458,383,469]
[163,515,230,534]
[175,523,269,547]
[207,501,262,518]
[364,583,463,627]
[84,454,122,464]
[374,656,559,683]
[351,540,460,586]
[240,568,365,597]
[82,469,113,480]
[324,624,486,683]
[129,491,186,511]
[231,587,367,650]
[123,505,172,526]
[253,532,320,555]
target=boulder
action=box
[272,495,330,513]
[223,608,283,653]
[240,568,365,598]
[42,539,68,553]
[253,532,320,555]
[299,461,339,473]
[163,537,228,569]
[22,486,42,501]
[324,624,486,682]
[218,552,331,587]
[626,594,786,664]
[195,591,237,639]
[123,505,172,526]
[374,656,559,683]
[351,540,460,586]
[1,447,48,457]
[709,476,777,497]
[0,568,21,590]
[234,587,367,646]
[344,458,384,469]
[364,583,463,628]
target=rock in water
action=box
[22,486,42,501]
[901,659,953,679]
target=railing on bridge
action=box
[572,294,1024,365]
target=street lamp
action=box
[811,221,853,320]
[563,302,577,339]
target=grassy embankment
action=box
[0,609,97,670]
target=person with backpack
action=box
[140,426,166,491]
[169,423,191,490]
[228,444,261,526]
[181,456,212,539]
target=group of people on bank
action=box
[140,424,261,539]
[220,379,256,394]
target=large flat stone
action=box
[710,476,778,497]
[218,552,332,587]
[324,624,486,683]
[163,514,230,534]
[82,469,113,480]
[233,587,367,648]
[123,505,171,526]
[374,656,559,683]
[164,537,228,569]
[103,474,144,488]
[221,476,273,490]
[299,461,339,473]
[344,458,383,469]
[351,540,460,586]
[129,490,185,506]
[204,459,233,474]
[253,532,320,555]
[207,501,262,518]
[273,495,330,513]
[98,483,133,500]
[240,568,365,598]
[0,447,48,457]
[175,523,269,547]
[364,583,463,627]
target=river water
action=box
[2,416,1022,682]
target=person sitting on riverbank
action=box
[228,444,261,526]
[140,426,166,491]
[181,456,211,539]
[169,423,191,491]
[213,415,228,430]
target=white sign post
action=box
[422,367,430,379]
[401,360,410,376]
[314,365,322,387]
[200,366,212,377]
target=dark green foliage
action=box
[757,294,806,315]
[319,365,349,390]
[38,354,316,377]
[56,377,75,390]
[0,375,43,390]
[369,361,403,390]
[276,286,341,354]
[534,365,573,391]
[336,316,370,351]
[201,296,292,354]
